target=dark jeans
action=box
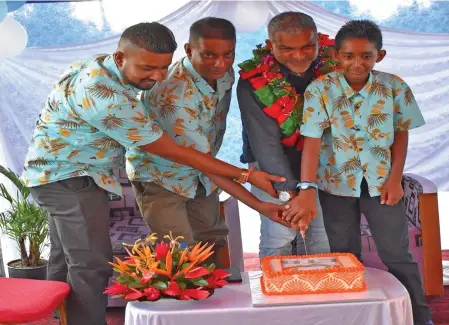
[30,176,112,325]
[319,180,431,324]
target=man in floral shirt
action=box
[23,22,283,325]
[127,18,279,266]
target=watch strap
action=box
[296,182,318,190]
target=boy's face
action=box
[333,38,386,85]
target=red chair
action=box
[0,278,70,325]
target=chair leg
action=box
[57,301,67,325]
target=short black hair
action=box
[189,17,236,43]
[268,11,317,40]
[119,22,177,53]
[335,20,383,51]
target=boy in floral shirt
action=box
[283,20,433,325]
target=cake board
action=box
[249,270,387,307]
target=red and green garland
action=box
[238,33,341,150]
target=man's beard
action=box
[129,79,156,91]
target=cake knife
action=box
[300,229,308,256]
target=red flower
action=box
[144,287,161,301]
[125,288,144,300]
[184,266,211,279]
[281,132,299,147]
[140,270,155,284]
[103,281,131,295]
[239,63,270,80]
[179,288,210,300]
[162,281,182,297]
[260,55,275,65]
[318,33,335,46]
[263,102,282,119]
[249,76,269,90]
[211,269,231,279]
[155,241,170,260]
[206,276,228,288]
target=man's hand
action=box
[381,178,404,205]
[291,212,314,233]
[257,202,292,228]
[248,170,286,198]
[282,189,317,224]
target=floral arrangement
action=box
[237,33,341,150]
[104,232,231,301]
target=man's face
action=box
[185,38,235,83]
[114,47,173,90]
[267,28,318,74]
[333,38,386,86]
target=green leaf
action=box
[178,282,187,289]
[271,87,289,98]
[280,117,297,136]
[237,59,257,72]
[0,165,30,199]
[151,281,168,290]
[181,263,191,270]
[128,282,147,289]
[116,275,132,284]
[207,263,216,272]
[270,78,291,98]
[191,279,209,287]
[254,86,276,107]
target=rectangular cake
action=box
[260,253,367,295]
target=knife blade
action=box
[300,229,308,256]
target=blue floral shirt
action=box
[300,70,425,197]
[22,54,163,195]
[126,57,234,198]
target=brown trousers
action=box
[131,181,229,264]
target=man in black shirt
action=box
[237,12,330,258]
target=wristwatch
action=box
[296,182,318,191]
[278,191,292,203]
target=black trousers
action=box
[319,180,431,324]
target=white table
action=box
[125,268,413,325]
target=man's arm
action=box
[139,133,282,194]
[237,78,297,194]
[78,87,284,194]
[281,84,329,225]
[205,173,290,227]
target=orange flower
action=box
[109,256,131,273]
[177,248,189,271]
[165,250,173,275]
[188,242,215,263]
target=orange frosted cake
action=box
[260,253,367,295]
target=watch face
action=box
[300,185,308,190]
[279,191,291,202]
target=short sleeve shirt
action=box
[126,57,234,198]
[22,54,163,195]
[300,70,425,197]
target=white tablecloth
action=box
[125,268,413,325]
